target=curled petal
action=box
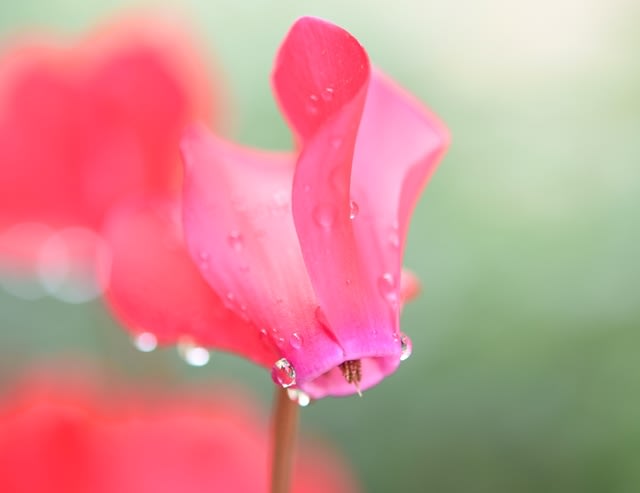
[102,197,276,367]
[350,69,449,307]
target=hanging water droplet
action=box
[321,86,334,102]
[227,230,244,251]
[271,358,296,388]
[313,204,336,231]
[287,388,311,407]
[132,332,157,353]
[378,272,399,307]
[400,333,412,361]
[289,332,303,350]
[349,200,359,220]
[184,346,210,366]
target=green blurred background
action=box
[1,1,639,491]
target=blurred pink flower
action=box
[105,17,448,398]
[0,376,359,493]
[0,16,217,297]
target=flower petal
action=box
[102,197,276,367]
[350,69,449,305]
[181,126,345,389]
[274,18,401,383]
[400,268,421,304]
[272,16,369,147]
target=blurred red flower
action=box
[0,377,359,493]
[104,17,448,398]
[0,16,217,300]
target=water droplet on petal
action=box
[389,231,400,249]
[313,204,336,231]
[349,200,359,220]
[400,333,413,361]
[289,332,303,350]
[227,230,244,251]
[273,190,289,208]
[271,358,296,388]
[378,272,399,307]
[321,86,334,102]
[307,94,319,115]
[132,332,157,353]
[287,388,311,407]
[259,328,277,350]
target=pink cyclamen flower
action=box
[105,17,448,399]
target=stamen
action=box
[339,359,362,396]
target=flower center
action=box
[339,359,362,395]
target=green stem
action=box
[270,386,299,493]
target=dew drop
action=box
[271,358,296,388]
[349,200,359,220]
[289,332,303,350]
[259,328,270,347]
[227,230,244,251]
[307,94,319,115]
[132,332,157,353]
[389,231,400,249]
[313,204,336,231]
[377,272,399,307]
[184,346,210,366]
[273,190,289,208]
[287,388,311,407]
[178,339,211,367]
[321,86,334,102]
[400,333,413,361]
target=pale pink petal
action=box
[350,69,449,309]
[102,197,276,367]
[181,126,345,387]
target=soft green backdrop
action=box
[1,1,638,492]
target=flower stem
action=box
[270,386,299,493]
